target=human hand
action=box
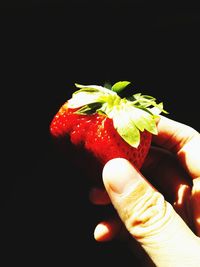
[89,116,200,267]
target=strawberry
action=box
[50,81,166,184]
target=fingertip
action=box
[102,158,140,194]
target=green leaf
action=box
[128,93,168,115]
[68,84,118,108]
[75,103,102,115]
[112,108,141,147]
[68,91,103,108]
[111,81,131,93]
[129,107,158,134]
[74,83,106,92]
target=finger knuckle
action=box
[119,183,172,239]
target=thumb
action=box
[103,158,200,267]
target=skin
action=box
[89,115,200,267]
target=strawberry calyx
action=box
[67,81,168,148]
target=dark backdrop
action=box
[1,3,200,266]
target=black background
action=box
[1,2,200,266]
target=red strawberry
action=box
[50,81,166,185]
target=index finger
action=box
[153,115,200,179]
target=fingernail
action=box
[102,158,140,194]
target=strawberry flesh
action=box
[50,105,152,184]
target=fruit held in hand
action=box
[50,81,166,184]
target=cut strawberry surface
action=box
[50,81,167,184]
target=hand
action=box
[89,116,200,267]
